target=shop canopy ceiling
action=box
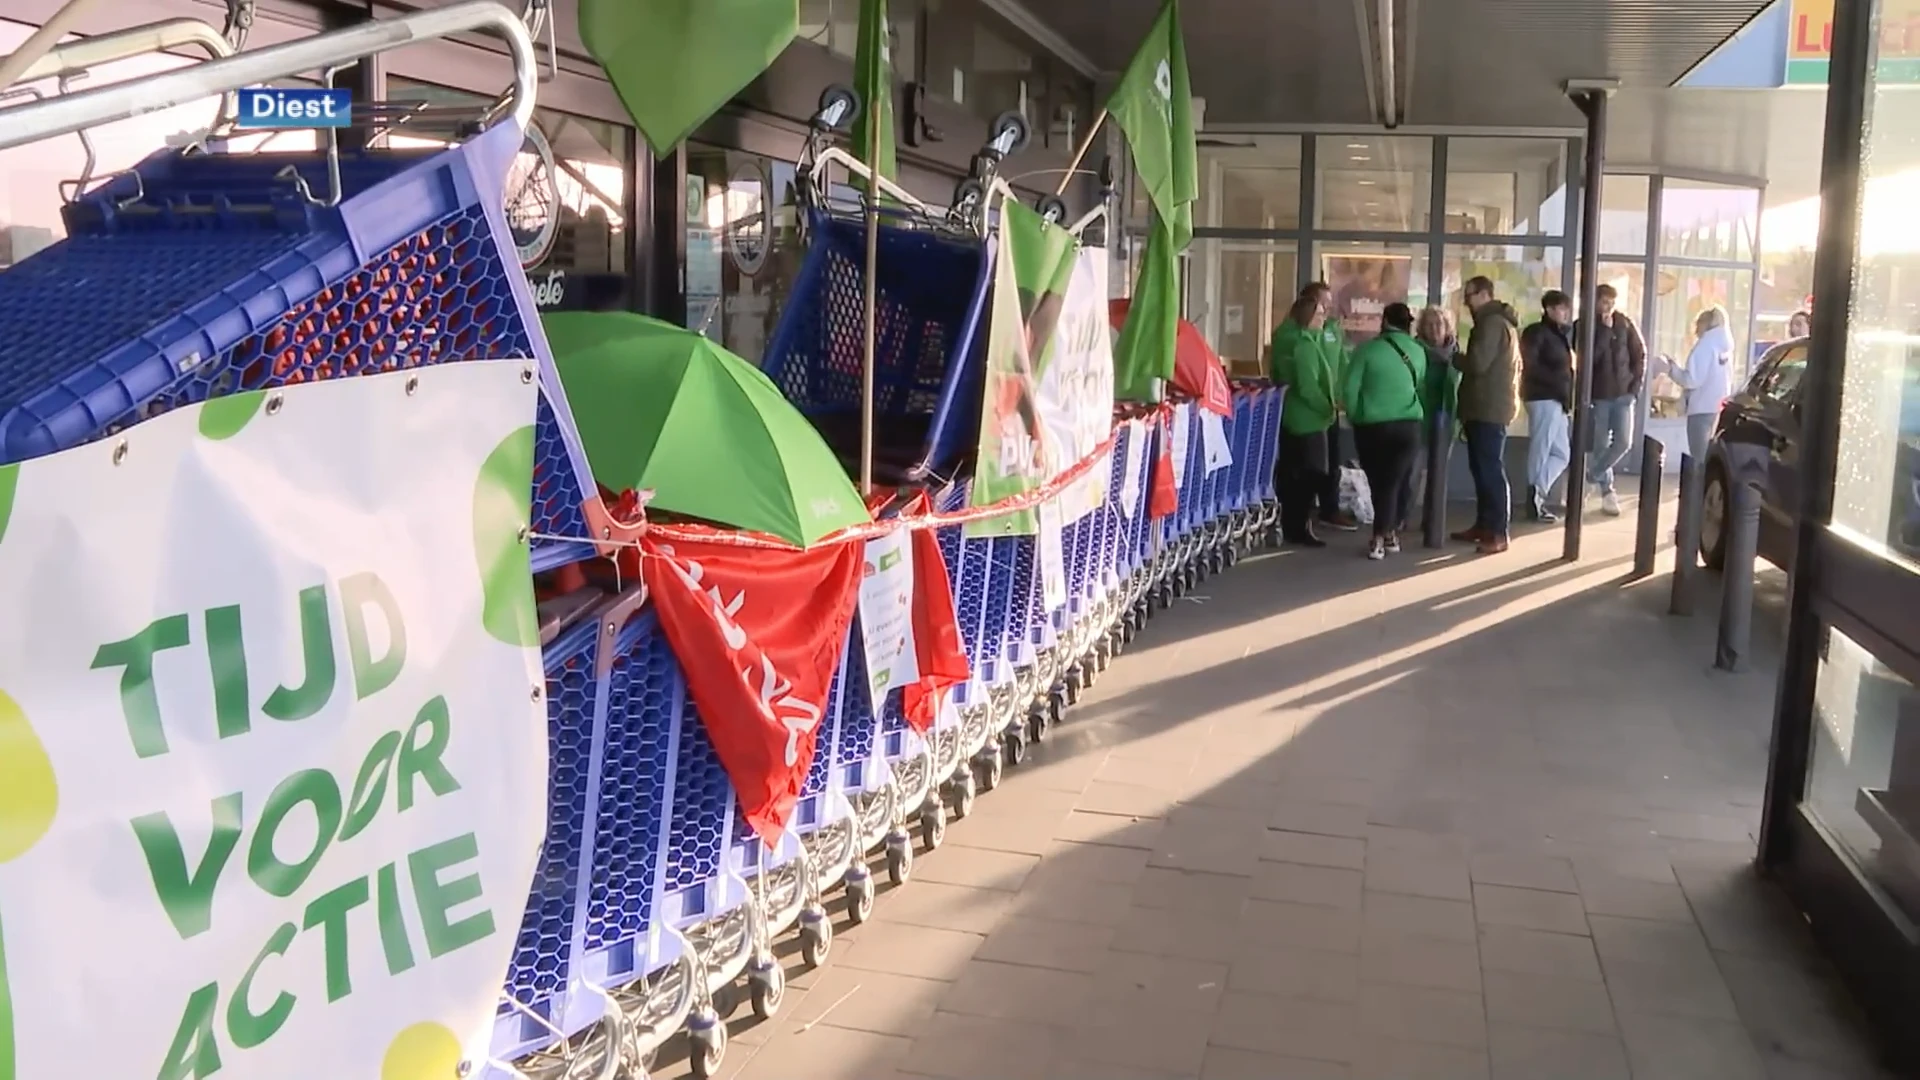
[1020,0,1772,129]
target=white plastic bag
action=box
[1338,465,1374,524]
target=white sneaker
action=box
[1367,538,1386,561]
[1601,492,1622,517]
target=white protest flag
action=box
[0,361,547,1079]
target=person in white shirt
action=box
[1664,306,1736,465]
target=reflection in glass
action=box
[1442,137,1567,237]
[1189,241,1297,376]
[1314,136,1432,232]
[1659,178,1760,262]
[1649,267,1754,419]
[385,80,630,311]
[1440,244,1563,332]
[1319,241,1429,344]
[1599,174,1652,255]
[1807,628,1920,923]
[688,146,826,363]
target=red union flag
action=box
[641,534,862,844]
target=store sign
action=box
[1787,0,1920,84]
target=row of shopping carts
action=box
[0,6,1286,1079]
[498,385,1282,1080]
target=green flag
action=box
[852,0,897,182]
[1106,0,1197,247]
[580,0,797,156]
[1108,0,1196,401]
[1113,213,1180,400]
[968,202,1078,537]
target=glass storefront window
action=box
[1442,137,1568,237]
[1440,243,1563,334]
[1648,265,1754,419]
[387,79,632,312]
[1807,627,1920,923]
[685,145,850,362]
[1599,174,1652,256]
[1659,178,1760,262]
[1314,136,1432,233]
[1189,240,1298,377]
[1317,241,1429,344]
[1197,137,1302,230]
[1599,261,1649,326]
[0,20,315,267]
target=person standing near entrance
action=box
[1577,283,1648,517]
[1413,306,1463,536]
[1519,290,1575,524]
[1344,303,1432,560]
[1274,281,1360,532]
[1453,276,1522,555]
[1270,294,1340,546]
[1664,306,1736,465]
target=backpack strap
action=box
[1382,335,1423,412]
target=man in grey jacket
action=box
[1451,276,1522,555]
[1576,283,1648,516]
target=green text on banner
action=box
[0,363,547,1080]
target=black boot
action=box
[1525,486,1541,522]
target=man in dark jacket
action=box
[1575,283,1647,516]
[1453,276,1522,554]
[1519,291,1575,523]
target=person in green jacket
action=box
[1343,303,1432,559]
[1270,282,1359,533]
[1270,293,1341,546]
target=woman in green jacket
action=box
[1270,295,1340,546]
[1342,303,1431,559]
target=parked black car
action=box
[1700,335,1920,569]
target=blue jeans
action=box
[1588,395,1637,495]
[1464,421,1511,536]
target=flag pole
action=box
[1053,107,1108,196]
[859,96,881,498]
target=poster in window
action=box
[1321,254,1412,343]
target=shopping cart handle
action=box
[10,17,233,85]
[0,0,535,152]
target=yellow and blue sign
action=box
[235,87,352,128]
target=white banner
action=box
[0,363,546,1080]
[858,530,919,707]
[1119,418,1146,520]
[1171,403,1193,490]
[1038,497,1067,612]
[1037,248,1117,522]
[1201,410,1234,474]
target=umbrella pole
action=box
[1053,108,1109,197]
[860,109,881,498]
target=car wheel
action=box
[1701,465,1730,572]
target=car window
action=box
[1760,345,1808,403]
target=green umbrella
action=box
[543,311,870,547]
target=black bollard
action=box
[1716,479,1762,672]
[1671,453,1702,617]
[1423,410,1450,549]
[1632,436,1666,579]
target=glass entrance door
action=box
[1191,240,1298,378]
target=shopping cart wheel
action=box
[1027,703,1049,743]
[952,177,986,218]
[797,907,833,968]
[1004,728,1028,767]
[988,110,1031,155]
[920,798,948,850]
[950,768,977,817]
[1035,193,1069,224]
[687,1010,726,1080]
[886,834,914,887]
[977,746,1004,792]
[845,867,876,924]
[748,958,786,1021]
[816,83,861,131]
[709,981,741,1021]
[1049,692,1065,728]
